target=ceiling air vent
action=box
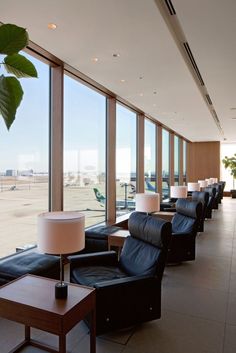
[164,0,176,15]
[205,94,212,105]
[183,42,205,86]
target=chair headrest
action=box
[205,186,216,196]
[192,191,209,204]
[175,199,202,219]
[128,211,172,248]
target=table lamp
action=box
[135,193,160,214]
[198,180,208,188]
[37,211,85,299]
[187,182,200,192]
[170,185,188,198]
[210,177,218,184]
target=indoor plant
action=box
[0,23,37,130]
[222,154,236,198]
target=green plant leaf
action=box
[4,54,38,78]
[0,24,29,55]
[0,75,23,129]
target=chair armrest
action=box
[94,274,160,289]
[68,251,118,269]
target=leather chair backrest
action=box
[128,211,172,249]
[192,191,209,206]
[175,199,202,219]
[171,199,202,234]
[205,186,216,197]
[121,212,172,278]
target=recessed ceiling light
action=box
[139,93,143,97]
[120,79,125,83]
[92,57,99,62]
[48,23,57,30]
[112,53,120,58]
[153,103,156,107]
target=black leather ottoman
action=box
[0,251,60,286]
[85,225,122,253]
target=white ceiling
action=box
[1,0,235,142]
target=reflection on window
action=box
[145,119,156,192]
[174,136,180,185]
[162,129,170,199]
[183,140,187,185]
[64,75,106,227]
[0,53,50,258]
[116,104,136,216]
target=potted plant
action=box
[0,23,37,130]
[222,154,236,198]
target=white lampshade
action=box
[210,177,218,184]
[187,182,200,192]
[170,186,188,198]
[37,211,85,254]
[205,178,211,185]
[198,180,208,188]
[135,193,160,213]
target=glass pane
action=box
[116,104,136,216]
[183,140,187,184]
[174,136,180,185]
[64,75,106,227]
[0,53,50,258]
[162,129,170,199]
[145,119,156,192]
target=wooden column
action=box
[50,65,64,211]
[157,126,162,199]
[137,114,145,193]
[106,97,116,223]
[169,132,174,187]
[179,138,183,185]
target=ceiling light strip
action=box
[154,0,224,138]
[183,42,205,86]
[164,0,176,16]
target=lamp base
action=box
[55,282,68,299]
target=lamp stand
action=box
[55,254,68,299]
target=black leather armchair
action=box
[191,191,209,232]
[205,186,216,218]
[212,183,222,209]
[69,212,172,335]
[167,199,202,264]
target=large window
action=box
[162,129,170,199]
[144,119,156,192]
[183,140,187,184]
[116,104,136,216]
[174,135,180,185]
[64,75,106,227]
[0,53,50,258]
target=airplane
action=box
[145,180,156,192]
[93,188,136,210]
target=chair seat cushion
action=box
[0,252,59,282]
[71,265,127,287]
[119,236,161,276]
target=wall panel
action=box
[187,141,220,181]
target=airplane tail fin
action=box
[145,180,155,191]
[93,188,106,202]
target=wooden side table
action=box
[0,274,96,353]
[108,229,130,253]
